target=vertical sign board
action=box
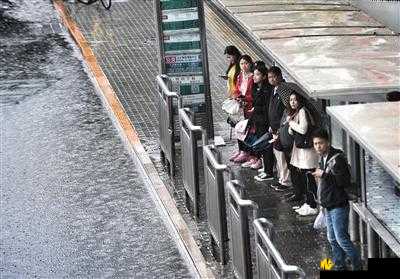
[154,0,214,137]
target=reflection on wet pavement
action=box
[1,0,192,277]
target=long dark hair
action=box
[288,91,305,117]
[239,54,254,75]
[224,45,241,82]
[254,64,269,87]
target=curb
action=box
[53,1,215,278]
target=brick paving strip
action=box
[53,1,214,277]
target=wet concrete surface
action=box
[44,0,396,277]
[60,0,332,277]
[0,0,192,277]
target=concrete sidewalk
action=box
[60,0,333,277]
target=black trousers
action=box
[238,140,252,153]
[261,145,274,175]
[291,167,317,208]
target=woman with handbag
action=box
[286,92,319,216]
[229,55,255,163]
[240,63,272,169]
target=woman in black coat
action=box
[240,63,273,169]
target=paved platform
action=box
[61,0,341,277]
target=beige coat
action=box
[288,107,319,169]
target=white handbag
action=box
[234,119,249,141]
[313,208,326,230]
[222,99,240,115]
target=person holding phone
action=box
[223,45,241,98]
[229,55,255,163]
[311,129,361,271]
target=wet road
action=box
[0,0,192,277]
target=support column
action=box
[367,224,380,258]
[349,202,359,242]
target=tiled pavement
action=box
[63,0,334,277]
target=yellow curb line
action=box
[53,1,215,278]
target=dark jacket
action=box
[318,147,350,210]
[268,84,285,132]
[249,81,273,137]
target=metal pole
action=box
[367,224,379,258]
[359,218,367,260]
[380,239,390,258]
[349,202,360,242]
[360,148,366,204]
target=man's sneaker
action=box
[298,204,319,216]
[271,183,290,192]
[295,203,309,212]
[258,168,264,174]
[254,172,274,182]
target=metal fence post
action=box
[179,107,205,218]
[156,75,179,177]
[367,223,380,258]
[349,201,360,242]
[254,218,306,279]
[227,180,258,279]
[203,144,229,264]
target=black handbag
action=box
[278,121,293,151]
[293,109,315,149]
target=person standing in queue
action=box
[256,66,292,190]
[229,55,255,163]
[286,92,319,216]
[240,62,273,169]
[222,45,241,98]
[312,129,362,271]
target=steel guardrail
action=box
[254,218,306,279]
[156,74,181,177]
[227,180,258,279]
[203,144,229,263]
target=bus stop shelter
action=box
[210,0,400,102]
[327,102,400,257]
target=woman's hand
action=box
[269,133,279,143]
[312,169,324,178]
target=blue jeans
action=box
[326,205,361,270]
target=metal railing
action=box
[254,218,306,279]
[351,201,400,258]
[227,180,258,279]
[203,144,230,264]
[179,107,208,218]
[157,75,181,177]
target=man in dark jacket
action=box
[255,66,292,191]
[312,129,361,271]
[254,66,285,181]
